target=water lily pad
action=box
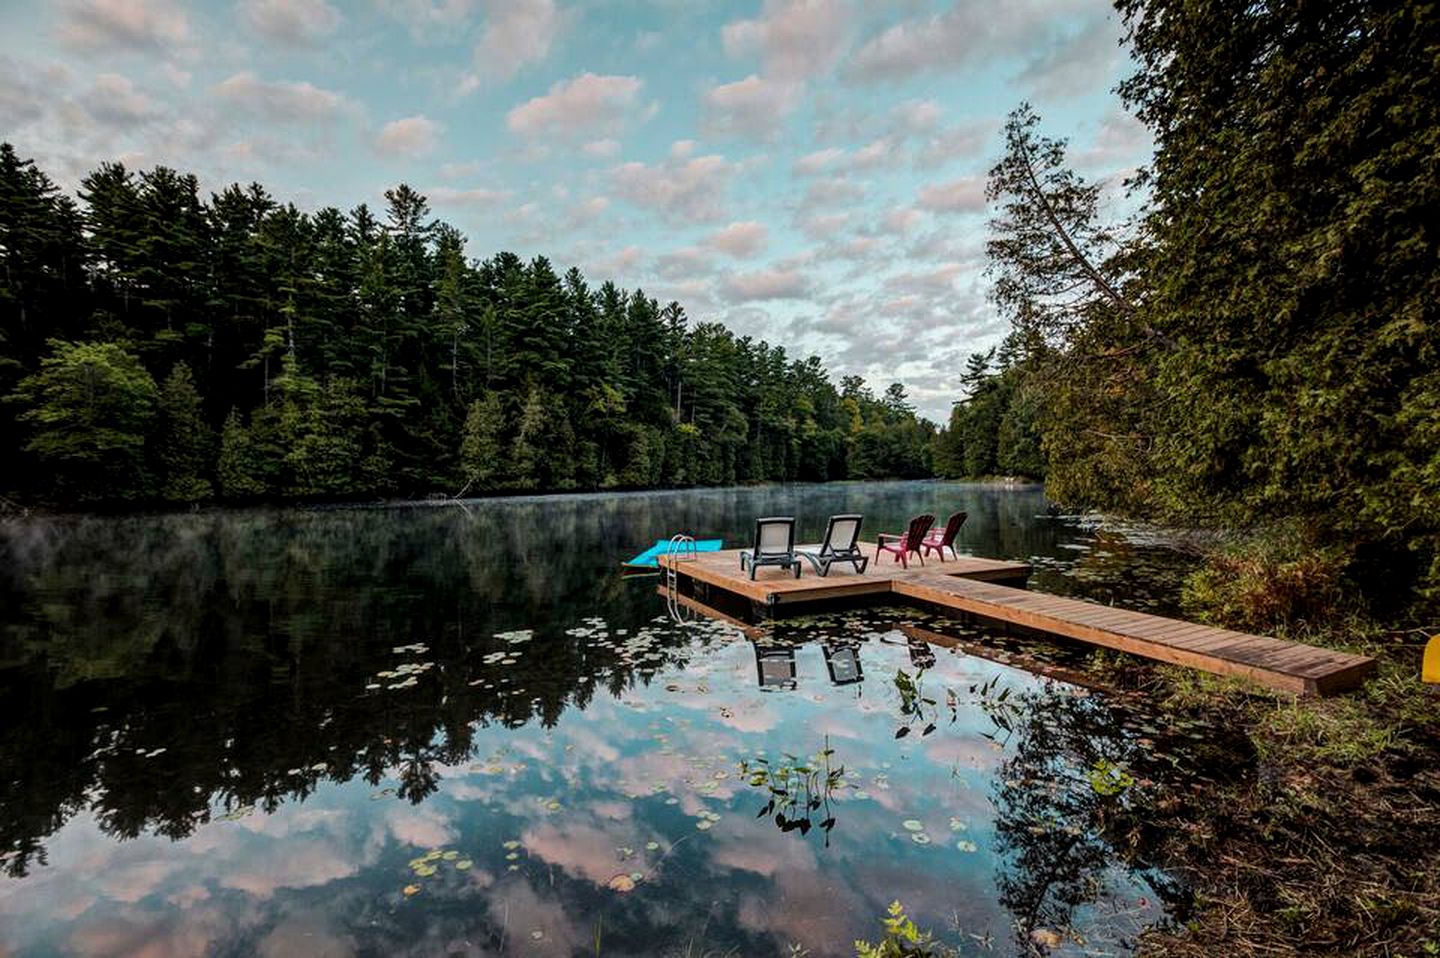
[695,820,713,831]
[956,840,978,853]
[403,884,420,897]
[901,820,924,832]
[502,840,520,850]
[413,864,437,877]
[607,873,637,892]
[948,817,967,832]
[911,833,931,845]
[441,850,459,861]
[645,841,660,851]
[454,859,473,870]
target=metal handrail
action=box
[664,534,697,622]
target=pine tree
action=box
[459,393,505,493]
[217,409,267,499]
[156,364,213,502]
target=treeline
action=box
[0,145,933,506]
[976,0,1439,601]
[930,342,1045,481]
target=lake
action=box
[0,481,1239,956]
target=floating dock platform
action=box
[659,544,1374,697]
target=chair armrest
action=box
[876,533,899,545]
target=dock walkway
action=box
[659,544,1374,696]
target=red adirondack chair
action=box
[875,514,935,568]
[921,511,967,562]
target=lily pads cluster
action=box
[368,644,435,691]
[403,847,473,896]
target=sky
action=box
[0,0,1152,420]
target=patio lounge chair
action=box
[798,514,868,577]
[921,511,967,562]
[875,513,935,569]
[824,642,863,685]
[739,516,802,580]
[753,642,798,690]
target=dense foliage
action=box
[983,0,1440,602]
[0,145,933,506]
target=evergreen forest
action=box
[0,148,935,507]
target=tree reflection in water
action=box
[983,682,1191,953]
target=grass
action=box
[1089,544,1440,957]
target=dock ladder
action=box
[663,533,697,622]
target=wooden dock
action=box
[659,545,1374,696]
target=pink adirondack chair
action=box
[875,514,935,569]
[921,511,967,562]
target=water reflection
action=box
[0,483,1226,955]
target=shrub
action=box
[1181,525,1354,633]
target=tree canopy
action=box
[0,145,934,506]
[982,0,1440,602]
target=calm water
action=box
[0,482,1236,957]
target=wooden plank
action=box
[891,574,1373,696]
[657,547,1373,696]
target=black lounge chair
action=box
[824,642,863,685]
[798,514,868,577]
[753,642,798,690]
[739,516,802,580]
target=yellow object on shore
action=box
[1425,635,1440,684]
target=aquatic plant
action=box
[738,738,845,841]
[853,901,957,958]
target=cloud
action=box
[793,147,844,175]
[610,152,736,224]
[0,57,63,128]
[799,174,864,212]
[916,175,986,214]
[438,159,484,180]
[238,0,341,46]
[77,73,160,127]
[1016,15,1121,102]
[702,74,804,140]
[913,122,994,170]
[56,0,191,55]
[429,185,510,207]
[581,139,620,159]
[214,72,353,123]
[568,196,610,225]
[721,267,810,302]
[1075,105,1153,173]
[879,208,923,236]
[375,115,441,157]
[507,73,648,140]
[705,221,769,258]
[847,0,1091,82]
[883,262,968,295]
[892,98,942,134]
[721,0,854,81]
[477,0,563,80]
